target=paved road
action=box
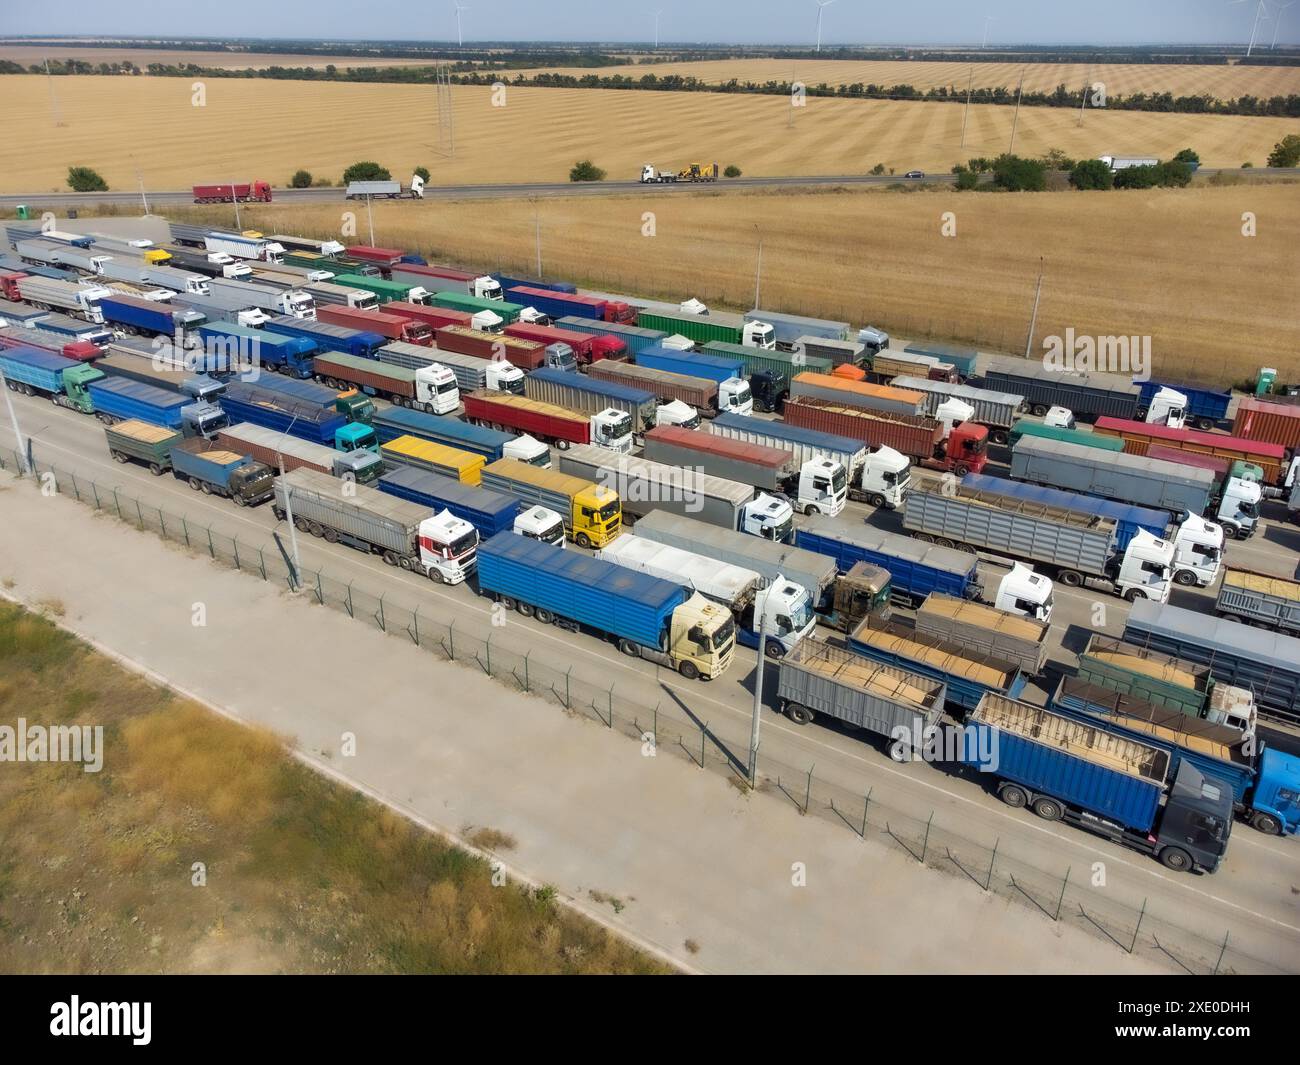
[3,388,1298,973]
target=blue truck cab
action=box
[88,375,227,439]
[336,421,380,455]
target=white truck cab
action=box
[856,325,890,354]
[470,276,503,301]
[516,306,552,326]
[679,298,708,315]
[1205,684,1256,739]
[503,433,551,468]
[858,446,911,509]
[934,397,975,439]
[1044,406,1075,429]
[468,310,504,333]
[741,492,795,542]
[794,456,847,516]
[656,400,701,430]
[1170,514,1223,586]
[719,376,754,416]
[995,563,1054,622]
[514,505,566,547]
[661,334,695,351]
[750,577,817,656]
[280,290,316,319]
[1115,529,1174,603]
[742,320,776,349]
[402,285,433,305]
[1144,387,1187,428]
[1215,477,1260,539]
[417,510,478,585]
[591,408,634,453]
[236,308,270,327]
[544,343,578,372]
[412,364,460,415]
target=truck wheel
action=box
[1195,417,1215,431]
[998,785,1029,809]
[535,608,555,624]
[617,638,638,656]
[1124,588,1146,603]
[233,495,247,507]
[1135,407,1149,420]
[1058,570,1084,587]
[575,533,591,548]
[678,660,700,680]
[293,516,309,531]
[953,464,970,477]
[201,482,213,494]
[889,742,912,763]
[517,602,535,618]
[912,533,934,543]
[869,494,886,508]
[1031,404,1049,416]
[381,549,398,564]
[310,522,326,538]
[935,537,955,548]
[1251,812,1283,835]
[1219,612,1243,625]
[764,642,784,660]
[990,429,1009,445]
[112,451,128,464]
[427,567,445,583]
[1158,846,1193,872]
[323,528,338,543]
[1222,525,1240,540]
[803,504,820,517]
[499,596,517,611]
[274,507,286,521]
[1032,797,1064,821]
[188,477,202,491]
[149,463,164,476]
[556,439,570,451]
[1174,569,1197,586]
[784,702,813,725]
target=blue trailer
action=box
[99,294,201,338]
[379,466,519,538]
[218,382,346,446]
[963,693,1234,872]
[244,373,341,410]
[492,273,576,295]
[555,316,667,359]
[263,315,384,358]
[796,518,981,606]
[371,406,513,460]
[1135,380,1231,431]
[0,258,77,282]
[87,375,192,432]
[198,322,316,378]
[0,297,51,326]
[635,345,743,385]
[26,311,112,347]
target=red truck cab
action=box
[944,423,989,475]
[0,271,27,302]
[588,335,627,362]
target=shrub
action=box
[991,154,1046,192]
[967,157,992,173]
[1242,162,1254,168]
[569,160,606,182]
[312,175,334,187]
[1155,160,1193,188]
[414,166,431,183]
[723,164,741,178]
[1172,148,1200,166]
[1114,164,1159,189]
[955,169,979,191]
[289,169,313,189]
[869,163,886,175]
[1266,134,1300,168]
[341,161,391,184]
[66,166,107,192]
[1040,148,1076,171]
[1069,159,1114,190]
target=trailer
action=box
[503,286,633,324]
[262,316,382,360]
[94,351,224,402]
[869,350,959,384]
[0,325,99,363]
[14,276,111,323]
[170,437,275,505]
[634,309,759,348]
[197,322,316,378]
[555,316,665,359]
[370,407,547,466]
[480,459,621,548]
[707,412,866,483]
[378,465,520,540]
[746,309,848,352]
[963,694,1232,872]
[434,325,545,371]
[192,181,272,204]
[901,341,979,379]
[210,278,312,319]
[701,340,834,410]
[636,345,742,385]
[215,423,379,483]
[1007,420,1124,452]
[218,382,345,446]
[523,367,657,429]
[794,335,866,367]
[99,294,203,337]
[88,375,225,438]
[491,273,577,296]
[790,373,926,418]
[980,355,1141,421]
[18,311,111,347]
[376,341,522,394]
[890,376,1024,444]
[382,302,473,332]
[503,323,600,366]
[915,594,1049,675]
[1091,416,1286,485]
[1138,380,1230,430]
[1124,599,1300,728]
[203,232,285,264]
[430,291,524,325]
[0,346,103,411]
[465,391,600,450]
[301,281,377,310]
[1076,634,1216,718]
[316,304,431,346]
[643,425,795,491]
[0,296,50,326]
[104,420,183,474]
[1232,398,1300,452]
[1214,567,1300,636]
[311,351,458,415]
[380,436,484,484]
[587,360,718,418]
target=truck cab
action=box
[856,326,889,355]
[591,408,634,453]
[1215,477,1260,539]
[471,310,504,332]
[1114,529,1175,603]
[334,391,376,424]
[795,456,847,517]
[741,493,794,543]
[179,401,229,440]
[416,511,478,585]
[544,343,577,372]
[938,407,989,475]
[1144,387,1187,428]
[332,450,383,485]
[858,447,910,509]
[655,400,700,430]
[59,364,105,413]
[1248,749,1300,836]
[484,361,525,394]
[514,505,566,547]
[229,460,276,506]
[994,563,1054,622]
[279,290,315,319]
[660,334,695,351]
[1170,514,1223,586]
[413,365,461,416]
[742,320,776,350]
[181,375,225,403]
[335,422,380,455]
[737,577,817,658]
[719,376,754,416]
[1204,684,1256,739]
[1152,762,1233,873]
[572,484,622,548]
[748,370,785,414]
[1044,406,1075,430]
[822,562,893,632]
[503,434,551,468]
[667,594,735,680]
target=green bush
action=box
[967,157,992,173]
[1172,148,1200,166]
[991,154,1046,192]
[312,175,334,187]
[1040,148,1076,171]
[1155,160,1193,187]
[341,161,391,184]
[414,166,431,182]
[723,164,742,178]
[66,166,108,192]
[869,163,886,175]
[1266,134,1300,168]
[289,169,313,189]
[1114,165,1159,189]
[569,160,606,182]
[1069,159,1114,190]
[955,169,979,191]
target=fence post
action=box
[985,838,999,891]
[803,765,814,815]
[606,684,614,728]
[314,570,324,605]
[861,787,872,839]
[1054,867,1071,922]
[344,582,354,618]
[522,651,529,692]
[135,500,144,529]
[448,618,455,659]
[232,540,240,571]
[182,517,191,549]
[919,811,934,863]
[563,666,570,708]
[91,482,100,510]
[206,526,215,558]
[70,471,80,501]
[112,489,122,518]
[158,508,166,538]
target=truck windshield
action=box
[711,615,736,649]
[767,516,793,543]
[200,413,229,436]
[599,500,620,522]
[507,380,526,396]
[830,466,847,493]
[436,379,458,395]
[607,413,632,439]
[449,530,479,556]
[732,384,752,407]
[354,456,382,483]
[788,594,813,631]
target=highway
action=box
[4,385,1299,973]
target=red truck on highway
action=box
[192,181,273,204]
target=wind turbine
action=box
[1272,0,1296,47]
[815,0,836,53]
[454,2,468,48]
[650,9,663,49]
[1232,0,1270,57]
[982,15,997,49]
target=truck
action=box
[480,458,621,548]
[902,475,1175,603]
[302,281,378,310]
[633,345,754,415]
[218,381,345,446]
[1075,635,1217,720]
[274,467,476,584]
[371,407,548,467]
[479,529,733,679]
[251,264,337,288]
[345,176,425,199]
[555,316,664,359]
[170,436,276,505]
[103,420,183,474]
[382,302,486,334]
[332,273,430,308]
[899,342,979,379]
[556,445,794,541]
[890,376,1024,445]
[392,263,500,302]
[465,391,628,453]
[794,335,866,367]
[377,341,523,394]
[99,294,204,337]
[0,295,50,325]
[784,397,989,476]
[216,423,380,483]
[868,350,959,384]
[635,309,775,350]
[138,264,211,296]
[0,324,99,363]
[1007,420,1124,452]
[587,361,718,423]
[430,291,525,325]
[377,465,553,544]
[315,305,431,346]
[961,472,1223,590]
[192,181,273,203]
[700,339,834,411]
[491,273,576,296]
[262,316,383,359]
[1214,567,1300,636]
[163,248,254,281]
[209,278,313,320]
[94,351,225,403]
[197,322,316,379]
[979,354,1141,421]
[268,235,346,259]
[523,367,655,434]
[630,508,834,601]
[790,373,926,419]
[1138,380,1230,431]
[503,322,602,366]
[1232,397,1300,452]
[1125,599,1300,728]
[503,286,634,325]
[1092,416,1288,486]
[597,534,817,657]
[963,693,1233,872]
[380,436,484,484]
[915,594,1050,676]
[202,232,285,264]
[87,374,226,438]
[311,351,459,416]
[639,162,719,183]
[433,325,547,371]
[848,615,1027,712]
[745,309,848,353]
[14,276,111,323]
[20,311,112,348]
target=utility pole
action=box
[753,225,763,309]
[1024,257,1044,359]
[136,169,150,215]
[0,368,31,476]
[532,198,542,277]
[276,415,302,585]
[43,57,62,126]
[1008,70,1025,154]
[231,182,242,231]
[960,66,974,149]
[748,601,767,785]
[365,193,375,246]
[1077,74,1089,127]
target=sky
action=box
[0,0,1297,48]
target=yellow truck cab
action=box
[480,459,622,548]
[670,593,736,680]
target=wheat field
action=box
[170,183,1300,388]
[2,75,1298,193]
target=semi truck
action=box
[979,355,1142,421]
[94,350,225,403]
[523,367,655,433]
[192,181,273,204]
[643,424,847,517]
[171,290,270,329]
[477,531,733,680]
[700,339,835,411]
[557,445,794,541]
[274,468,476,584]
[0,324,99,363]
[197,322,316,378]
[480,458,621,548]
[632,345,754,415]
[0,346,103,412]
[302,281,378,310]
[491,273,576,296]
[20,311,112,348]
[586,361,719,423]
[597,534,817,658]
[1007,420,1124,452]
[1092,416,1288,485]
[1233,397,1300,451]
[376,341,523,395]
[216,423,381,483]
[963,693,1233,873]
[210,278,313,319]
[790,373,926,419]
[378,465,563,546]
[161,247,254,280]
[430,291,525,326]
[392,264,500,302]
[311,351,459,416]
[1139,380,1230,430]
[746,309,848,352]
[0,295,52,325]
[345,177,425,199]
[260,315,383,359]
[218,381,346,446]
[464,391,630,453]
[1214,567,1300,636]
[267,235,346,258]
[103,420,183,474]
[868,350,959,384]
[635,309,775,350]
[99,294,204,337]
[382,302,493,334]
[170,437,276,505]
[14,276,111,323]
[317,304,432,345]
[380,436,484,484]
[1124,599,1300,728]
[503,322,603,366]
[902,476,1175,603]
[1074,635,1240,727]
[890,376,1024,445]
[370,407,549,467]
[88,375,227,438]
[201,232,285,264]
[794,335,866,367]
[433,325,548,371]
[503,286,634,324]
[915,594,1050,675]
[331,273,429,308]
[555,317,665,359]
[775,639,945,758]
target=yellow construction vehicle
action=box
[677,162,719,182]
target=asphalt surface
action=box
[3,387,1299,974]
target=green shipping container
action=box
[431,290,523,324]
[701,340,833,382]
[333,272,416,305]
[1008,421,1126,451]
[1075,635,1213,718]
[635,310,742,346]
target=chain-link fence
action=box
[2,442,1291,975]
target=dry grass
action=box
[0,601,668,974]
[170,182,1300,387]
[2,74,1298,193]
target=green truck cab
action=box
[62,364,106,413]
[335,390,375,424]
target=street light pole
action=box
[753,225,763,309]
[1024,257,1044,359]
[276,415,302,585]
[231,181,241,231]
[365,193,375,246]
[0,369,31,475]
[748,591,767,785]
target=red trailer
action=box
[343,245,405,267]
[1093,416,1287,483]
[192,181,272,204]
[503,322,598,365]
[383,302,473,332]
[318,305,433,346]
[1145,444,1230,483]
[1233,397,1300,452]
[0,326,99,363]
[434,325,546,371]
[463,390,592,448]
